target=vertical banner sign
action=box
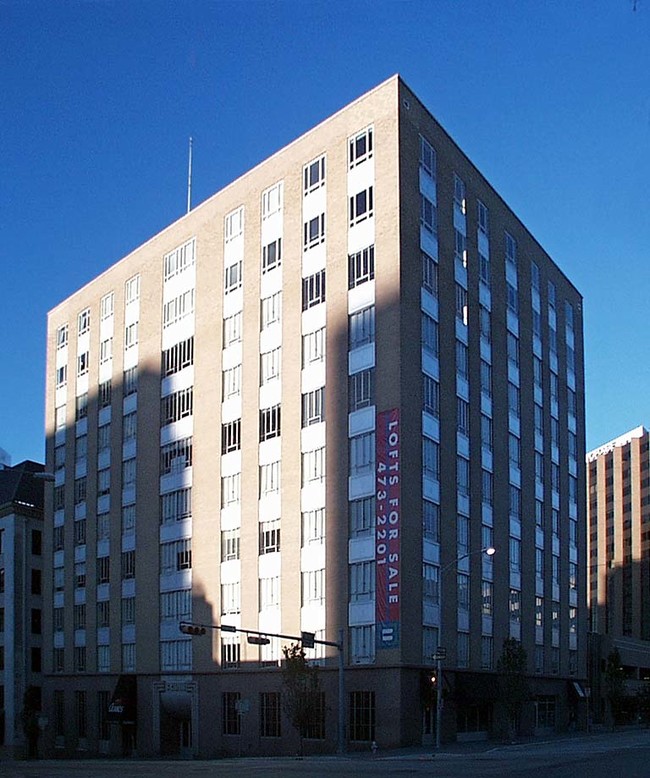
[375,408,401,649]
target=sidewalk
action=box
[343,725,650,762]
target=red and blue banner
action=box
[375,408,401,649]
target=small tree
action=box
[282,643,322,755]
[604,648,626,726]
[496,638,530,740]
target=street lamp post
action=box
[435,546,496,751]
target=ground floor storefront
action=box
[39,667,588,758]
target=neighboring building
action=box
[42,75,586,757]
[587,426,650,722]
[0,460,45,757]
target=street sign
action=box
[433,647,447,660]
[301,631,315,649]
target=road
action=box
[4,730,650,777]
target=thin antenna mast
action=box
[186,136,193,214]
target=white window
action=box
[56,324,68,349]
[262,237,282,273]
[348,245,375,289]
[259,519,281,554]
[349,432,375,476]
[221,419,241,454]
[55,404,66,431]
[421,313,438,357]
[303,156,325,194]
[349,126,373,168]
[163,238,196,281]
[302,569,325,605]
[260,347,281,385]
[225,207,244,242]
[124,322,138,350]
[78,309,90,335]
[260,291,282,329]
[349,369,374,412]
[348,306,375,349]
[301,447,325,486]
[223,311,242,346]
[420,195,437,234]
[160,640,191,672]
[454,174,466,214]
[349,497,375,538]
[454,230,467,267]
[262,181,283,218]
[160,589,192,621]
[97,645,110,673]
[349,625,375,664]
[123,411,137,441]
[160,437,193,474]
[77,351,89,377]
[56,365,67,388]
[260,461,281,496]
[423,437,439,479]
[160,538,192,574]
[163,337,194,376]
[349,561,375,602]
[301,387,325,427]
[349,186,374,226]
[302,327,325,367]
[477,201,489,235]
[125,274,140,304]
[98,422,110,451]
[259,576,280,609]
[259,405,281,441]
[163,289,195,328]
[122,641,136,672]
[122,505,136,534]
[505,232,517,266]
[423,563,439,604]
[302,508,325,545]
[99,338,113,364]
[302,270,326,310]
[122,458,136,487]
[419,135,436,179]
[221,529,240,561]
[160,488,192,524]
[455,284,468,324]
[224,260,243,294]
[221,581,241,614]
[221,473,241,507]
[100,293,114,320]
[161,387,193,426]
[303,213,325,250]
[222,365,242,399]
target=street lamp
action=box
[434,545,496,751]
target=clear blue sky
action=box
[1,0,649,464]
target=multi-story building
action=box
[0,459,46,757]
[42,75,586,757]
[587,426,650,722]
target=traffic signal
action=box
[247,634,270,645]
[179,623,206,636]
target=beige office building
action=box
[587,426,650,721]
[42,75,586,756]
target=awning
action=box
[454,672,500,704]
[108,674,137,724]
[160,690,192,719]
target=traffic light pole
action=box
[179,621,346,754]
